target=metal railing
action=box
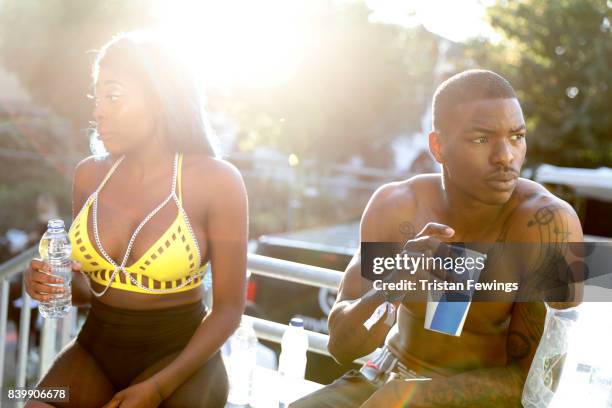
[244,256,377,365]
[0,246,375,396]
[0,246,36,390]
[247,253,343,290]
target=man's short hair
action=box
[432,69,517,133]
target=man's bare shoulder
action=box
[503,178,582,243]
[363,174,441,240]
[369,174,439,213]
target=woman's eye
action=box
[86,94,100,106]
[472,136,488,144]
[107,94,121,102]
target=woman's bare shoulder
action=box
[182,153,244,185]
[73,155,113,194]
[181,153,246,207]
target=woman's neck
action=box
[120,143,176,184]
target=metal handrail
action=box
[0,246,37,279]
[243,315,376,365]
[0,246,83,396]
[247,253,343,290]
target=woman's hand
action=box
[102,379,163,408]
[23,259,82,302]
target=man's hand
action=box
[102,379,163,408]
[381,222,455,301]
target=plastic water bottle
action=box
[37,219,72,319]
[278,317,309,406]
[226,318,258,406]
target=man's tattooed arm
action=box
[523,204,585,307]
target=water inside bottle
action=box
[38,220,72,319]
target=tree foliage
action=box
[222,2,439,166]
[0,0,155,132]
[460,0,611,168]
[0,0,156,233]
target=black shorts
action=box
[76,297,225,391]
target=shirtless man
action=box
[291,70,583,407]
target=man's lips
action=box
[485,170,519,181]
[487,175,517,182]
[485,174,518,190]
[483,170,519,191]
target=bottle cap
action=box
[289,317,304,328]
[47,219,65,229]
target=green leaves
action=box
[478,0,611,168]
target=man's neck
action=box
[440,177,506,239]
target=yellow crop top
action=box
[68,152,207,296]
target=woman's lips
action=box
[98,131,114,141]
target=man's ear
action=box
[429,131,444,164]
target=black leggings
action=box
[76,297,227,398]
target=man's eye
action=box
[472,136,488,144]
[511,134,525,141]
[107,94,121,102]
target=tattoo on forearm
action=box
[516,302,546,342]
[506,302,545,377]
[507,331,531,360]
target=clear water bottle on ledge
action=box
[38,219,72,318]
[227,318,258,406]
[279,317,309,379]
[278,317,309,406]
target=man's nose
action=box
[490,139,514,167]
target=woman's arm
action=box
[151,159,248,399]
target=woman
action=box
[24,31,247,408]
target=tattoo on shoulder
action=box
[399,221,416,239]
[526,204,572,243]
[527,205,556,227]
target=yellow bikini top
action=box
[69,152,207,296]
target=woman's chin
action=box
[102,140,128,156]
